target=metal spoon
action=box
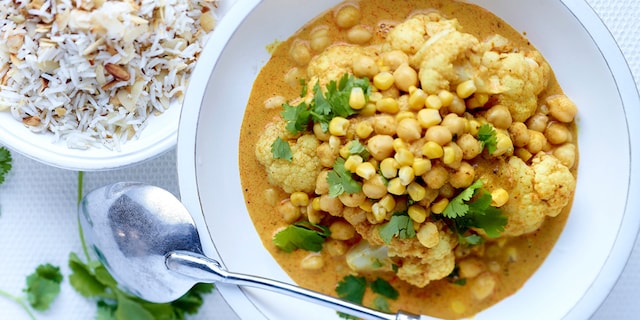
[78,182,421,320]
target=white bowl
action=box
[177,0,640,319]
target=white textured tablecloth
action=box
[0,0,638,319]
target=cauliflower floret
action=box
[477,153,576,236]
[386,13,462,55]
[306,45,376,86]
[255,119,322,194]
[476,50,551,122]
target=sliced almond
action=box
[104,63,130,81]
[23,116,41,126]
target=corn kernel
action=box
[290,192,310,207]
[329,117,350,136]
[438,90,454,107]
[373,71,394,90]
[417,108,442,128]
[392,138,408,152]
[359,200,373,212]
[492,131,514,156]
[371,202,387,223]
[417,222,440,248]
[395,111,415,122]
[349,87,367,110]
[394,148,414,166]
[468,119,481,135]
[491,188,509,207]
[443,145,456,165]
[398,166,415,186]
[408,205,428,223]
[422,141,444,159]
[376,97,399,114]
[431,198,449,214]
[515,147,533,162]
[425,94,442,109]
[360,103,377,117]
[312,197,321,211]
[456,79,477,99]
[407,182,427,202]
[355,121,374,139]
[379,158,398,179]
[466,93,489,109]
[387,177,406,195]
[409,88,428,110]
[379,194,396,212]
[344,155,364,172]
[412,158,431,176]
[355,162,376,180]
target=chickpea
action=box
[362,175,388,199]
[334,4,361,29]
[470,273,497,301]
[339,191,366,207]
[278,200,300,223]
[423,165,449,189]
[329,220,356,240]
[457,133,482,160]
[347,25,373,44]
[441,113,466,137]
[289,40,311,66]
[545,122,571,145]
[381,50,409,70]
[396,118,422,142]
[425,125,453,146]
[485,104,512,129]
[553,143,577,168]
[508,122,530,147]
[300,254,325,270]
[373,114,397,135]
[313,122,331,141]
[547,94,578,123]
[458,258,486,278]
[315,170,330,195]
[317,142,338,167]
[447,95,466,115]
[417,222,440,248]
[284,67,303,88]
[367,135,395,161]
[343,206,367,225]
[393,63,418,92]
[527,130,547,154]
[526,113,548,132]
[319,194,344,216]
[325,239,348,256]
[449,161,475,188]
[352,55,379,78]
[310,26,332,52]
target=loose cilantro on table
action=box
[336,275,399,319]
[327,158,362,197]
[273,221,331,253]
[24,264,63,311]
[271,137,293,161]
[442,179,508,242]
[0,146,12,185]
[477,123,498,154]
[281,73,371,135]
[378,213,416,244]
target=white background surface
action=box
[0,0,638,319]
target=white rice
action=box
[0,0,218,150]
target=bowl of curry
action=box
[176,0,640,319]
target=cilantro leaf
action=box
[271,137,293,161]
[372,296,391,313]
[281,102,311,135]
[24,264,63,311]
[369,278,398,300]
[347,140,369,159]
[273,221,330,253]
[378,213,416,244]
[171,283,215,316]
[69,252,108,298]
[336,275,367,304]
[327,158,362,197]
[442,179,483,219]
[0,147,12,185]
[478,124,498,154]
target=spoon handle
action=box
[166,250,420,320]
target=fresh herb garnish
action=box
[378,213,416,244]
[442,180,507,240]
[369,278,399,300]
[336,276,398,319]
[347,140,370,159]
[273,221,331,253]
[327,158,362,197]
[24,264,63,311]
[271,137,293,161]
[281,74,371,135]
[478,123,498,154]
[0,146,12,184]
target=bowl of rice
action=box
[0,0,234,170]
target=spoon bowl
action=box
[79,182,420,320]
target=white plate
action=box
[177,0,640,319]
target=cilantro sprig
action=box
[336,275,399,319]
[0,263,63,320]
[477,124,498,154]
[271,137,293,161]
[378,213,416,244]
[273,221,331,253]
[281,73,371,135]
[0,146,12,184]
[442,180,508,242]
[327,158,362,197]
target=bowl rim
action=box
[176,0,640,318]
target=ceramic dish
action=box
[177,0,640,319]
